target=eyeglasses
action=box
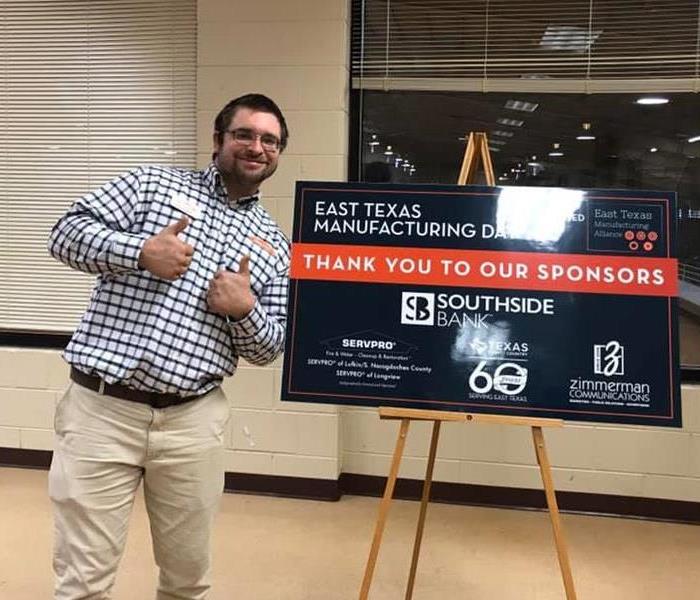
[225,128,281,152]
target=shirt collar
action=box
[203,163,260,207]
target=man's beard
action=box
[234,160,276,186]
[219,155,277,188]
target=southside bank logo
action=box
[401,292,435,326]
[593,340,625,376]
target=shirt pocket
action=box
[141,192,193,237]
[224,239,280,296]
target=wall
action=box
[342,388,700,502]
[0,0,350,483]
[197,0,350,480]
[2,0,700,505]
[2,344,699,502]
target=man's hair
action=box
[213,93,289,151]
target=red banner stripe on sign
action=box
[290,243,679,297]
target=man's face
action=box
[213,107,282,192]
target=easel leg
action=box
[404,420,441,600]
[359,418,411,600]
[531,426,578,600]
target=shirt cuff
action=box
[226,300,266,338]
[111,232,148,271]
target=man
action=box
[47,93,290,600]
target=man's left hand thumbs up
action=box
[207,256,255,320]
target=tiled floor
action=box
[1,466,699,599]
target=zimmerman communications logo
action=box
[401,292,435,326]
[593,340,625,377]
[569,340,650,406]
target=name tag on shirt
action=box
[170,193,202,220]
[249,235,276,256]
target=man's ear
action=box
[212,131,222,161]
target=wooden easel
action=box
[358,132,578,600]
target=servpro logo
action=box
[342,338,396,350]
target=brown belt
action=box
[70,367,203,409]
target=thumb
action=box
[164,215,189,235]
[238,255,251,276]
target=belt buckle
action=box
[151,394,171,409]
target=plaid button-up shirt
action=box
[48,163,290,396]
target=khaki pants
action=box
[49,381,229,600]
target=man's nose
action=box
[248,136,264,153]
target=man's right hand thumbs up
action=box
[138,216,195,280]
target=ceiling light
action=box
[488,146,501,152]
[688,135,700,143]
[636,97,669,105]
[650,147,658,153]
[490,139,507,146]
[539,25,601,53]
[549,142,563,157]
[505,100,539,113]
[492,130,514,138]
[496,117,524,127]
[576,122,595,141]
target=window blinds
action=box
[0,0,196,333]
[352,0,700,92]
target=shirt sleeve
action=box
[227,238,290,366]
[47,168,149,275]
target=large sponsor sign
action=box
[281,182,681,427]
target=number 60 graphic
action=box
[468,360,528,396]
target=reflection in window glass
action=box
[355,90,700,369]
